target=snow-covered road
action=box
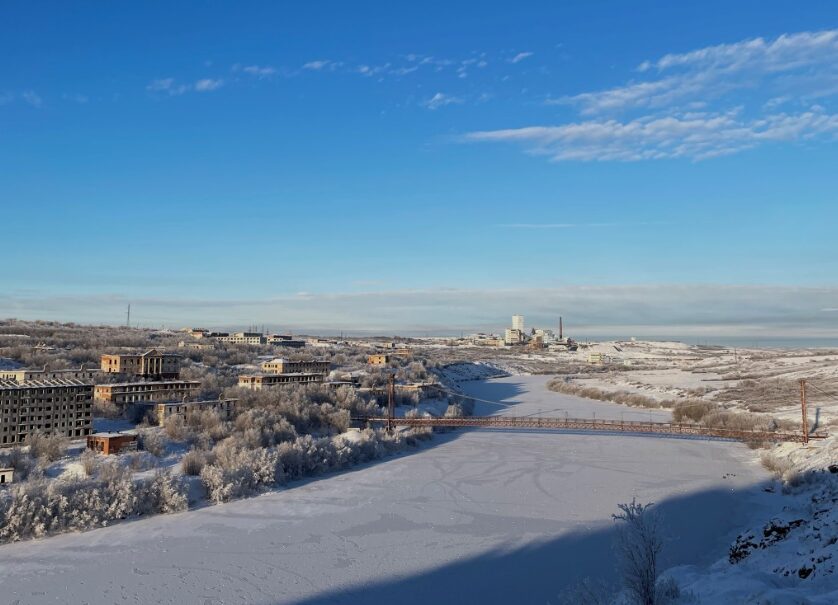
[0,375,770,604]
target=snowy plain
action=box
[0,375,772,604]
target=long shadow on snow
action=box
[285,481,771,605]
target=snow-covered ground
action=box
[0,375,771,604]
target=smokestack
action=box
[559,316,563,340]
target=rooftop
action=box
[0,378,93,390]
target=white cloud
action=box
[463,108,838,161]
[424,92,464,110]
[509,51,534,64]
[21,90,43,108]
[468,29,838,162]
[241,65,276,78]
[62,93,89,104]
[194,78,224,92]
[560,29,838,115]
[302,60,334,71]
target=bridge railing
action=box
[352,415,826,444]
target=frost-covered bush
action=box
[613,499,662,605]
[138,429,166,457]
[200,443,278,503]
[26,431,68,462]
[0,466,187,543]
[181,449,207,476]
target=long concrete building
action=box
[260,358,330,375]
[100,349,180,379]
[237,373,324,390]
[0,366,98,383]
[94,380,200,405]
[0,378,93,446]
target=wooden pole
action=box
[799,379,809,445]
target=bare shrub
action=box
[613,499,662,605]
[26,431,68,462]
[79,450,99,476]
[182,450,207,476]
[138,429,166,457]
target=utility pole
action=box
[387,373,395,431]
[799,379,809,445]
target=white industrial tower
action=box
[512,314,524,332]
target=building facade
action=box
[0,366,97,383]
[237,373,324,390]
[512,314,525,332]
[86,433,137,455]
[145,398,238,426]
[93,380,200,405]
[367,354,391,365]
[0,379,93,446]
[260,358,330,375]
[216,332,267,345]
[100,349,180,379]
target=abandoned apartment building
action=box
[0,379,94,446]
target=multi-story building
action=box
[0,366,97,383]
[504,328,525,345]
[144,398,238,426]
[367,354,391,365]
[260,358,330,375]
[237,373,324,390]
[93,380,200,405]
[267,334,306,348]
[512,314,525,332]
[100,349,180,379]
[216,332,267,345]
[0,379,94,446]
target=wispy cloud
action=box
[424,92,464,110]
[302,60,340,71]
[241,65,276,78]
[558,29,838,115]
[147,77,224,96]
[62,92,89,104]
[194,78,224,92]
[509,51,534,64]
[464,107,838,161]
[1,90,44,107]
[465,29,838,161]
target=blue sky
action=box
[2,1,837,336]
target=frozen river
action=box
[0,375,769,604]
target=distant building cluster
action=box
[466,315,576,351]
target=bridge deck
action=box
[355,415,825,443]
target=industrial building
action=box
[100,349,180,379]
[143,398,238,426]
[93,380,200,405]
[0,378,94,446]
[260,358,330,375]
[237,373,324,390]
[0,366,97,383]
